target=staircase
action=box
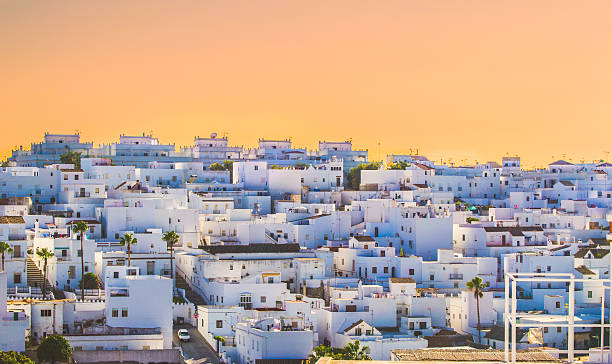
[175,273,206,305]
[27,257,47,288]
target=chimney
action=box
[34,219,39,239]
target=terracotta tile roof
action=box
[414,163,434,170]
[484,325,527,341]
[575,265,596,275]
[0,197,31,206]
[391,349,560,362]
[0,216,26,224]
[60,169,84,172]
[549,244,570,252]
[353,235,375,242]
[483,226,543,236]
[342,319,367,333]
[389,277,415,283]
[587,238,609,246]
[574,248,609,259]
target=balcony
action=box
[449,274,464,280]
[8,234,26,241]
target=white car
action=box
[178,329,190,342]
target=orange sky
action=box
[1,1,611,168]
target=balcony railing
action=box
[449,274,464,280]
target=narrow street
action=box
[173,324,220,364]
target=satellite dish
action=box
[211,133,217,139]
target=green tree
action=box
[118,233,137,266]
[387,161,409,170]
[0,350,35,364]
[80,272,101,289]
[341,340,371,360]
[209,160,234,181]
[59,148,82,169]
[0,160,9,168]
[37,335,72,364]
[346,162,380,190]
[162,231,180,284]
[36,248,54,299]
[0,241,13,271]
[309,345,340,364]
[209,162,225,171]
[466,276,488,344]
[71,221,89,301]
[309,341,371,364]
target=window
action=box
[557,327,562,333]
[260,296,267,303]
[40,309,52,317]
[588,291,593,298]
[112,309,119,317]
[556,302,560,308]
[216,320,223,328]
[239,294,252,309]
[113,272,119,279]
[14,273,21,284]
[409,269,415,275]
[122,309,128,317]
[384,267,388,274]
[372,267,377,274]
[430,274,434,281]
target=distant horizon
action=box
[3,130,609,170]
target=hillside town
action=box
[1,132,611,363]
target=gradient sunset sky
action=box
[1,1,611,168]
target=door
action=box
[147,261,155,275]
[392,267,396,278]
[374,227,379,237]
[336,177,341,187]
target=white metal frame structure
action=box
[504,272,610,363]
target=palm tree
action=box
[162,230,179,285]
[213,335,226,355]
[342,340,371,360]
[119,233,137,266]
[0,241,13,272]
[466,276,488,344]
[36,248,54,299]
[71,221,89,301]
